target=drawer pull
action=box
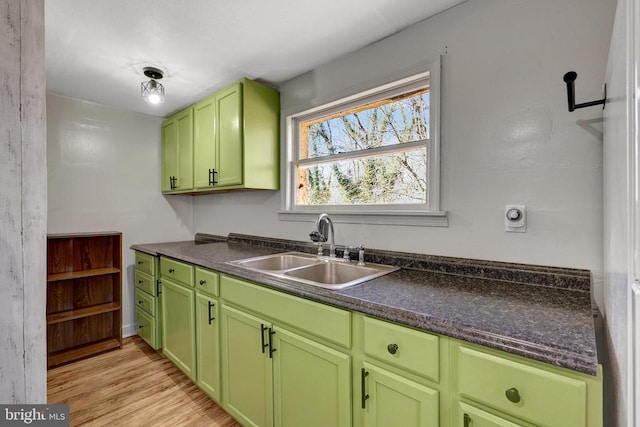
[168,268,175,273]
[200,279,206,286]
[261,324,269,354]
[138,280,143,284]
[361,368,370,409]
[138,300,143,305]
[137,261,143,265]
[505,387,521,403]
[138,325,144,330]
[208,301,215,324]
[268,328,277,358]
[463,413,470,427]
[387,343,399,354]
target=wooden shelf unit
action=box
[47,232,123,368]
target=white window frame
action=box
[280,57,446,227]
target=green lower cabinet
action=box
[455,344,589,427]
[135,307,157,349]
[221,303,351,427]
[273,327,351,427]
[221,304,274,427]
[134,252,161,350]
[161,279,196,380]
[196,292,220,402]
[457,402,524,427]
[361,362,438,427]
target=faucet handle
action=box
[310,231,323,243]
[358,245,365,265]
[343,246,351,261]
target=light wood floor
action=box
[48,336,240,427]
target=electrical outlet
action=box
[505,205,526,232]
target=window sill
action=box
[277,210,448,227]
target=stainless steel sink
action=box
[227,251,399,290]
[232,253,318,271]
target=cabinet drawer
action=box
[135,251,155,275]
[160,257,194,287]
[221,274,351,348]
[135,270,156,296]
[195,267,219,297]
[457,345,587,427]
[135,288,156,316]
[363,316,439,382]
[457,402,523,427]
[136,307,157,349]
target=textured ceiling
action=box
[45,0,466,117]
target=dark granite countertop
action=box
[131,233,598,376]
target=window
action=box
[283,59,445,226]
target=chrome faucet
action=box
[311,213,336,257]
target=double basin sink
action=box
[227,252,399,290]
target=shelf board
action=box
[47,267,120,283]
[47,231,122,239]
[47,338,122,368]
[47,302,121,324]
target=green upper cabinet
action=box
[215,83,243,187]
[193,95,216,189]
[240,78,280,190]
[193,83,243,189]
[162,108,193,192]
[161,119,177,192]
[166,78,279,194]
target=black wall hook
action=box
[563,71,606,112]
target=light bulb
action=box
[147,93,161,104]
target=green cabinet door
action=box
[176,109,193,191]
[161,279,196,380]
[162,119,178,192]
[273,327,351,427]
[195,292,220,402]
[221,304,273,427]
[193,95,216,189]
[215,82,243,187]
[362,362,439,427]
[162,108,193,192]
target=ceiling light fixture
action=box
[141,67,165,105]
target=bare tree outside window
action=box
[296,88,430,206]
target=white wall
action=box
[603,0,636,425]
[0,0,47,404]
[47,93,194,336]
[194,0,615,279]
